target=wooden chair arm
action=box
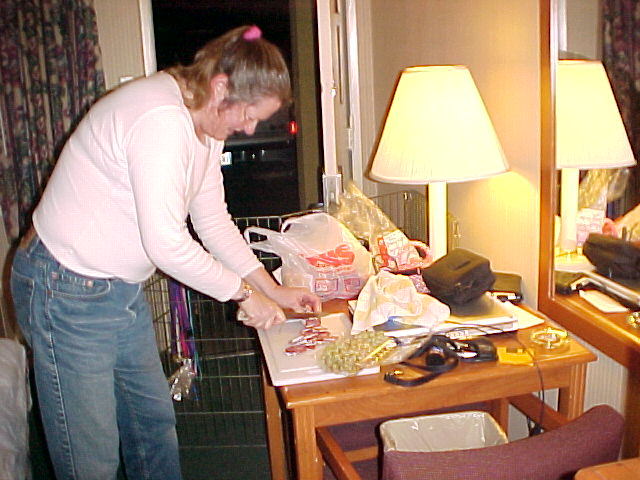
[317,427,363,480]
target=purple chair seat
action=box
[382,405,624,480]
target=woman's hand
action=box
[236,290,286,330]
[236,269,321,329]
[267,284,322,313]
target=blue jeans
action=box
[11,235,182,480]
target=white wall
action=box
[93,0,145,90]
[566,0,601,59]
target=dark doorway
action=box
[152,1,292,72]
[152,0,301,219]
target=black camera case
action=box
[583,233,640,279]
[421,248,495,305]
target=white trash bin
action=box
[380,410,508,453]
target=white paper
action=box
[579,289,629,313]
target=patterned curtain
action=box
[602,0,640,217]
[0,0,105,242]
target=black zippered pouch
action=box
[421,248,495,305]
[583,233,640,279]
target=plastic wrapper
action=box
[244,212,374,300]
[579,168,630,209]
[331,181,398,247]
[380,410,508,452]
[0,339,31,480]
[351,271,449,334]
[332,182,431,275]
[168,358,196,402]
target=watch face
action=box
[239,282,253,302]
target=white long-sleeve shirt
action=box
[33,72,263,301]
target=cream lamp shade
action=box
[370,65,509,259]
[556,60,636,253]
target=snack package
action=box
[577,168,631,245]
[244,212,374,300]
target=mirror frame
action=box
[537,0,557,321]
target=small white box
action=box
[380,410,508,452]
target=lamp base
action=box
[555,248,594,273]
[428,182,447,261]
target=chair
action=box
[382,405,624,480]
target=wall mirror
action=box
[537,0,640,457]
[554,0,638,264]
[538,0,640,343]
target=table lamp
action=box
[369,65,509,260]
[556,60,636,265]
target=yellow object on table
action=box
[496,346,533,365]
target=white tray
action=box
[257,312,379,386]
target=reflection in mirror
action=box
[554,2,640,276]
[602,1,640,221]
[555,57,636,271]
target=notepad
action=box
[435,294,519,339]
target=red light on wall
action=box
[289,120,297,135]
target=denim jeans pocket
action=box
[47,267,111,299]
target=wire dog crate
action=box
[370,189,426,243]
[145,215,284,480]
[144,191,424,479]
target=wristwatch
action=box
[235,281,254,303]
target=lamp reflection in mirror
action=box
[369,65,509,260]
[556,60,636,264]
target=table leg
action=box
[291,405,323,480]
[261,369,287,480]
[488,398,510,434]
[557,363,587,420]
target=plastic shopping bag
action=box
[244,212,374,300]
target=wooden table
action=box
[575,457,640,479]
[260,314,596,480]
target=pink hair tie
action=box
[243,25,262,41]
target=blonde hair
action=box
[166,26,291,110]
